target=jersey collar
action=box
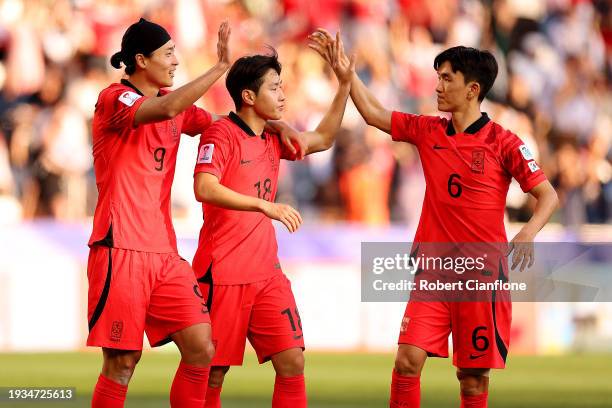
[228,112,265,139]
[446,112,490,136]
[120,79,162,97]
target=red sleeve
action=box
[390,111,437,146]
[181,105,213,136]
[501,132,547,193]
[96,87,148,130]
[194,125,233,179]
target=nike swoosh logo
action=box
[469,353,486,360]
[433,144,447,150]
[240,159,252,165]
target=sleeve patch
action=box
[118,91,142,107]
[527,161,540,173]
[197,144,214,164]
[519,144,534,160]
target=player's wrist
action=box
[214,61,230,72]
[514,229,536,242]
[256,199,270,214]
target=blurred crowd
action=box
[0,0,610,229]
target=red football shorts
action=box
[86,246,210,350]
[398,298,511,369]
[198,272,305,366]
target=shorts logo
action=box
[110,321,123,342]
[400,317,410,333]
[471,149,485,174]
[197,144,214,164]
[527,161,540,173]
[519,144,534,160]
[118,91,141,107]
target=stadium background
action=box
[0,0,610,406]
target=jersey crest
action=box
[471,149,485,174]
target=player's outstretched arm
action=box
[509,180,559,271]
[194,173,303,233]
[299,31,354,155]
[134,22,231,126]
[308,29,392,134]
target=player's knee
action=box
[273,350,305,377]
[394,353,422,377]
[285,351,305,375]
[173,323,215,366]
[107,350,142,372]
[182,339,215,367]
[103,350,142,384]
[456,369,489,395]
[204,340,216,362]
[208,366,230,388]
[194,339,216,366]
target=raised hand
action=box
[217,21,231,67]
[308,28,334,65]
[330,31,356,84]
[260,201,303,233]
[308,29,354,84]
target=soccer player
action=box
[191,43,354,408]
[309,31,559,408]
[87,19,301,408]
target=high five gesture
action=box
[216,21,231,68]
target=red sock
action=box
[169,362,210,408]
[204,385,222,408]
[460,392,488,408]
[272,374,307,408]
[92,374,127,408]
[390,370,420,408]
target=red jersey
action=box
[193,113,295,285]
[391,111,547,243]
[89,80,213,252]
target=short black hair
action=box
[433,46,498,101]
[226,48,282,110]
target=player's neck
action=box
[126,74,160,97]
[236,109,266,136]
[450,104,482,134]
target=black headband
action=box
[110,18,171,69]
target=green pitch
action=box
[0,351,611,407]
